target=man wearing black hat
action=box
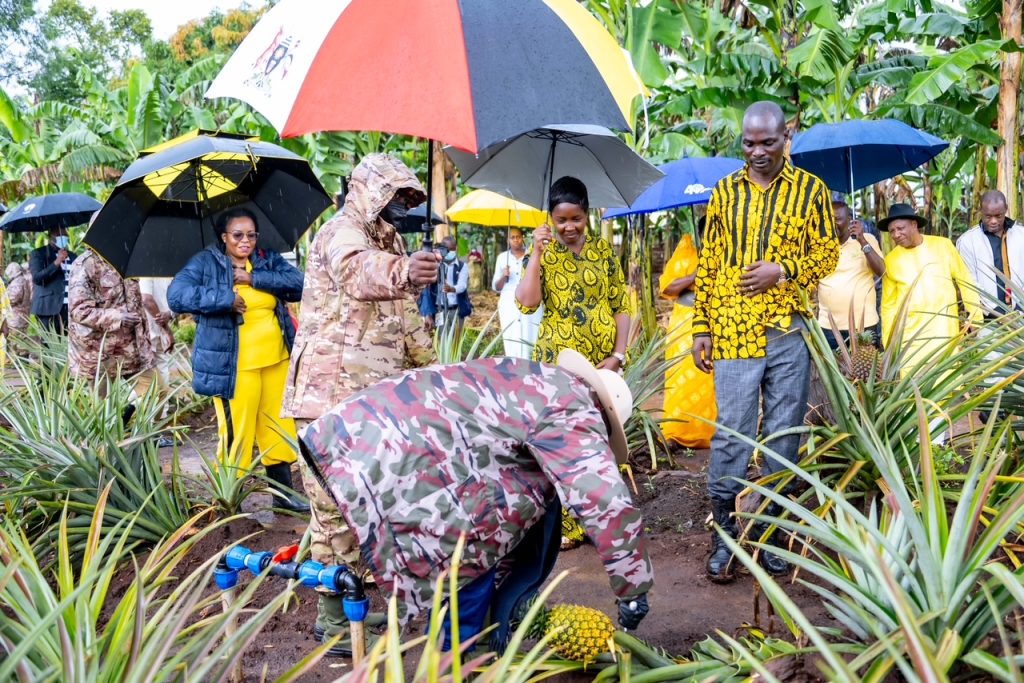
[879,203,981,374]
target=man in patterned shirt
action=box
[300,350,652,652]
[691,101,839,583]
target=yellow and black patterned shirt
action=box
[518,235,629,365]
[693,162,839,360]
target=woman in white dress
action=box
[492,228,543,358]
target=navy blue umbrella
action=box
[0,192,102,233]
[790,119,948,194]
[603,156,744,218]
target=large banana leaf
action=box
[905,39,1021,105]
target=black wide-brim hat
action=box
[878,203,929,232]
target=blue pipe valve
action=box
[219,544,368,622]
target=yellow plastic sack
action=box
[658,236,716,448]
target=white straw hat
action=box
[556,348,634,464]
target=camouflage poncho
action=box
[301,357,654,623]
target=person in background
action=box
[880,203,982,373]
[493,227,543,359]
[4,262,33,345]
[300,351,652,652]
[659,219,716,449]
[68,244,155,399]
[817,200,885,349]
[139,276,177,447]
[419,235,472,337]
[692,101,839,584]
[168,207,306,512]
[281,153,438,657]
[516,175,630,551]
[956,190,1023,318]
[30,226,77,333]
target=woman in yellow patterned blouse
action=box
[517,176,630,550]
[516,176,630,371]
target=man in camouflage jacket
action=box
[68,248,155,392]
[301,355,654,649]
[282,153,439,648]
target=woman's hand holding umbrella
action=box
[533,224,553,255]
[233,267,253,286]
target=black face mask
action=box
[380,199,408,226]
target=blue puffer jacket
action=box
[168,244,303,399]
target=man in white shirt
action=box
[956,190,1023,318]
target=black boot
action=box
[706,498,738,584]
[749,503,790,576]
[264,463,309,513]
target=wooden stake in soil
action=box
[221,588,243,683]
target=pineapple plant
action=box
[528,603,615,664]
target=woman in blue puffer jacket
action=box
[169,207,306,511]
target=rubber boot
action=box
[706,498,738,584]
[749,502,790,576]
[313,594,385,658]
[264,463,309,513]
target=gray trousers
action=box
[708,317,810,500]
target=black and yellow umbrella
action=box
[86,132,331,277]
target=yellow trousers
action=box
[215,358,298,471]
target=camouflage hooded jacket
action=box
[68,250,154,379]
[301,357,654,623]
[283,154,434,420]
[3,262,32,332]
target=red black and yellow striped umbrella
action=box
[206,0,644,153]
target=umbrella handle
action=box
[423,142,435,252]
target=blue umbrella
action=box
[0,192,102,233]
[603,156,744,218]
[790,119,948,195]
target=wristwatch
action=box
[862,244,874,254]
[611,351,626,366]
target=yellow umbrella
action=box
[446,190,547,228]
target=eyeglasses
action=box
[227,231,259,242]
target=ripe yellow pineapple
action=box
[530,603,615,663]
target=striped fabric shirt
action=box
[693,161,839,360]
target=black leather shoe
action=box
[750,504,791,576]
[706,498,738,584]
[264,463,310,513]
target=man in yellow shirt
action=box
[692,101,839,584]
[880,203,981,374]
[818,201,886,349]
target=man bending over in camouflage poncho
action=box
[300,349,653,653]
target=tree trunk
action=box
[431,139,454,242]
[973,144,989,224]
[997,0,1023,219]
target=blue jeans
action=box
[440,498,562,652]
[708,318,810,500]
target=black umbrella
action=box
[85,135,331,277]
[0,193,102,233]
[399,204,444,235]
